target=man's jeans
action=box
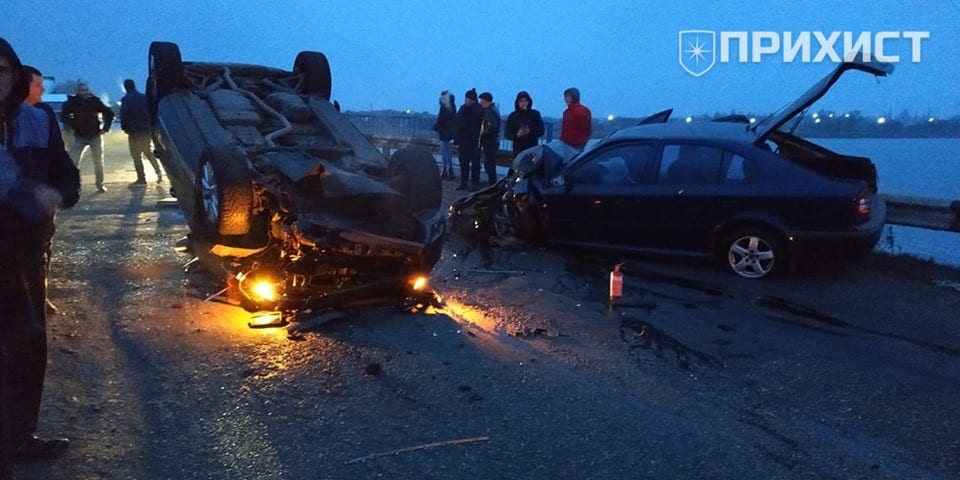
[69,135,104,188]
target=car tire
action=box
[389,147,442,212]
[196,145,260,239]
[148,42,184,114]
[294,51,332,100]
[719,228,784,279]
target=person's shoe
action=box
[45,298,58,314]
[14,435,69,461]
[129,179,147,187]
[96,185,107,193]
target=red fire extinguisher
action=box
[609,263,624,300]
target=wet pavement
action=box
[16,132,960,479]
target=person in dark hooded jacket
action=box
[504,91,544,156]
[454,88,483,190]
[0,37,80,477]
[432,90,457,180]
[478,92,500,185]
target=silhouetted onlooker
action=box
[432,90,457,180]
[120,79,163,186]
[560,87,592,150]
[505,90,544,155]
[62,81,113,192]
[0,36,80,478]
[478,91,500,185]
[455,88,482,190]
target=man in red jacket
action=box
[559,87,592,150]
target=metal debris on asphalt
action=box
[345,436,491,464]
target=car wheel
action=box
[389,147,442,212]
[720,228,783,279]
[293,51,332,100]
[147,42,183,114]
[196,145,258,238]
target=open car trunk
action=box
[766,130,878,193]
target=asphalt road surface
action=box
[13,133,960,479]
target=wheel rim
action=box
[728,235,776,278]
[200,163,219,228]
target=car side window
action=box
[572,144,656,185]
[658,144,725,184]
[722,154,757,183]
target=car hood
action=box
[750,58,894,141]
[512,140,580,178]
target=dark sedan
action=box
[451,59,890,279]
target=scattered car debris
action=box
[345,436,490,465]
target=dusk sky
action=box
[4,0,958,119]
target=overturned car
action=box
[451,59,890,279]
[147,41,445,310]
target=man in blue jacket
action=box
[120,79,163,186]
[1,37,80,479]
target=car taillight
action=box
[855,190,871,222]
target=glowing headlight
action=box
[251,281,277,302]
[411,276,428,291]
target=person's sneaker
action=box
[96,185,107,193]
[14,435,69,461]
[129,179,147,187]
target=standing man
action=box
[559,87,592,150]
[119,79,162,186]
[504,90,544,156]
[478,92,500,186]
[454,88,482,191]
[24,66,65,315]
[1,37,80,479]
[22,66,64,153]
[61,81,113,192]
[432,90,457,181]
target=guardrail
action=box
[366,134,960,234]
[881,194,960,233]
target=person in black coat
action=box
[0,37,80,478]
[120,79,163,185]
[504,90,544,155]
[454,88,483,190]
[478,92,500,186]
[61,81,113,192]
[432,90,457,181]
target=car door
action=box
[636,143,730,254]
[542,142,657,249]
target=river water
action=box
[817,138,959,267]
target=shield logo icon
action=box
[679,30,716,77]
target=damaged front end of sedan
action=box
[449,141,580,245]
